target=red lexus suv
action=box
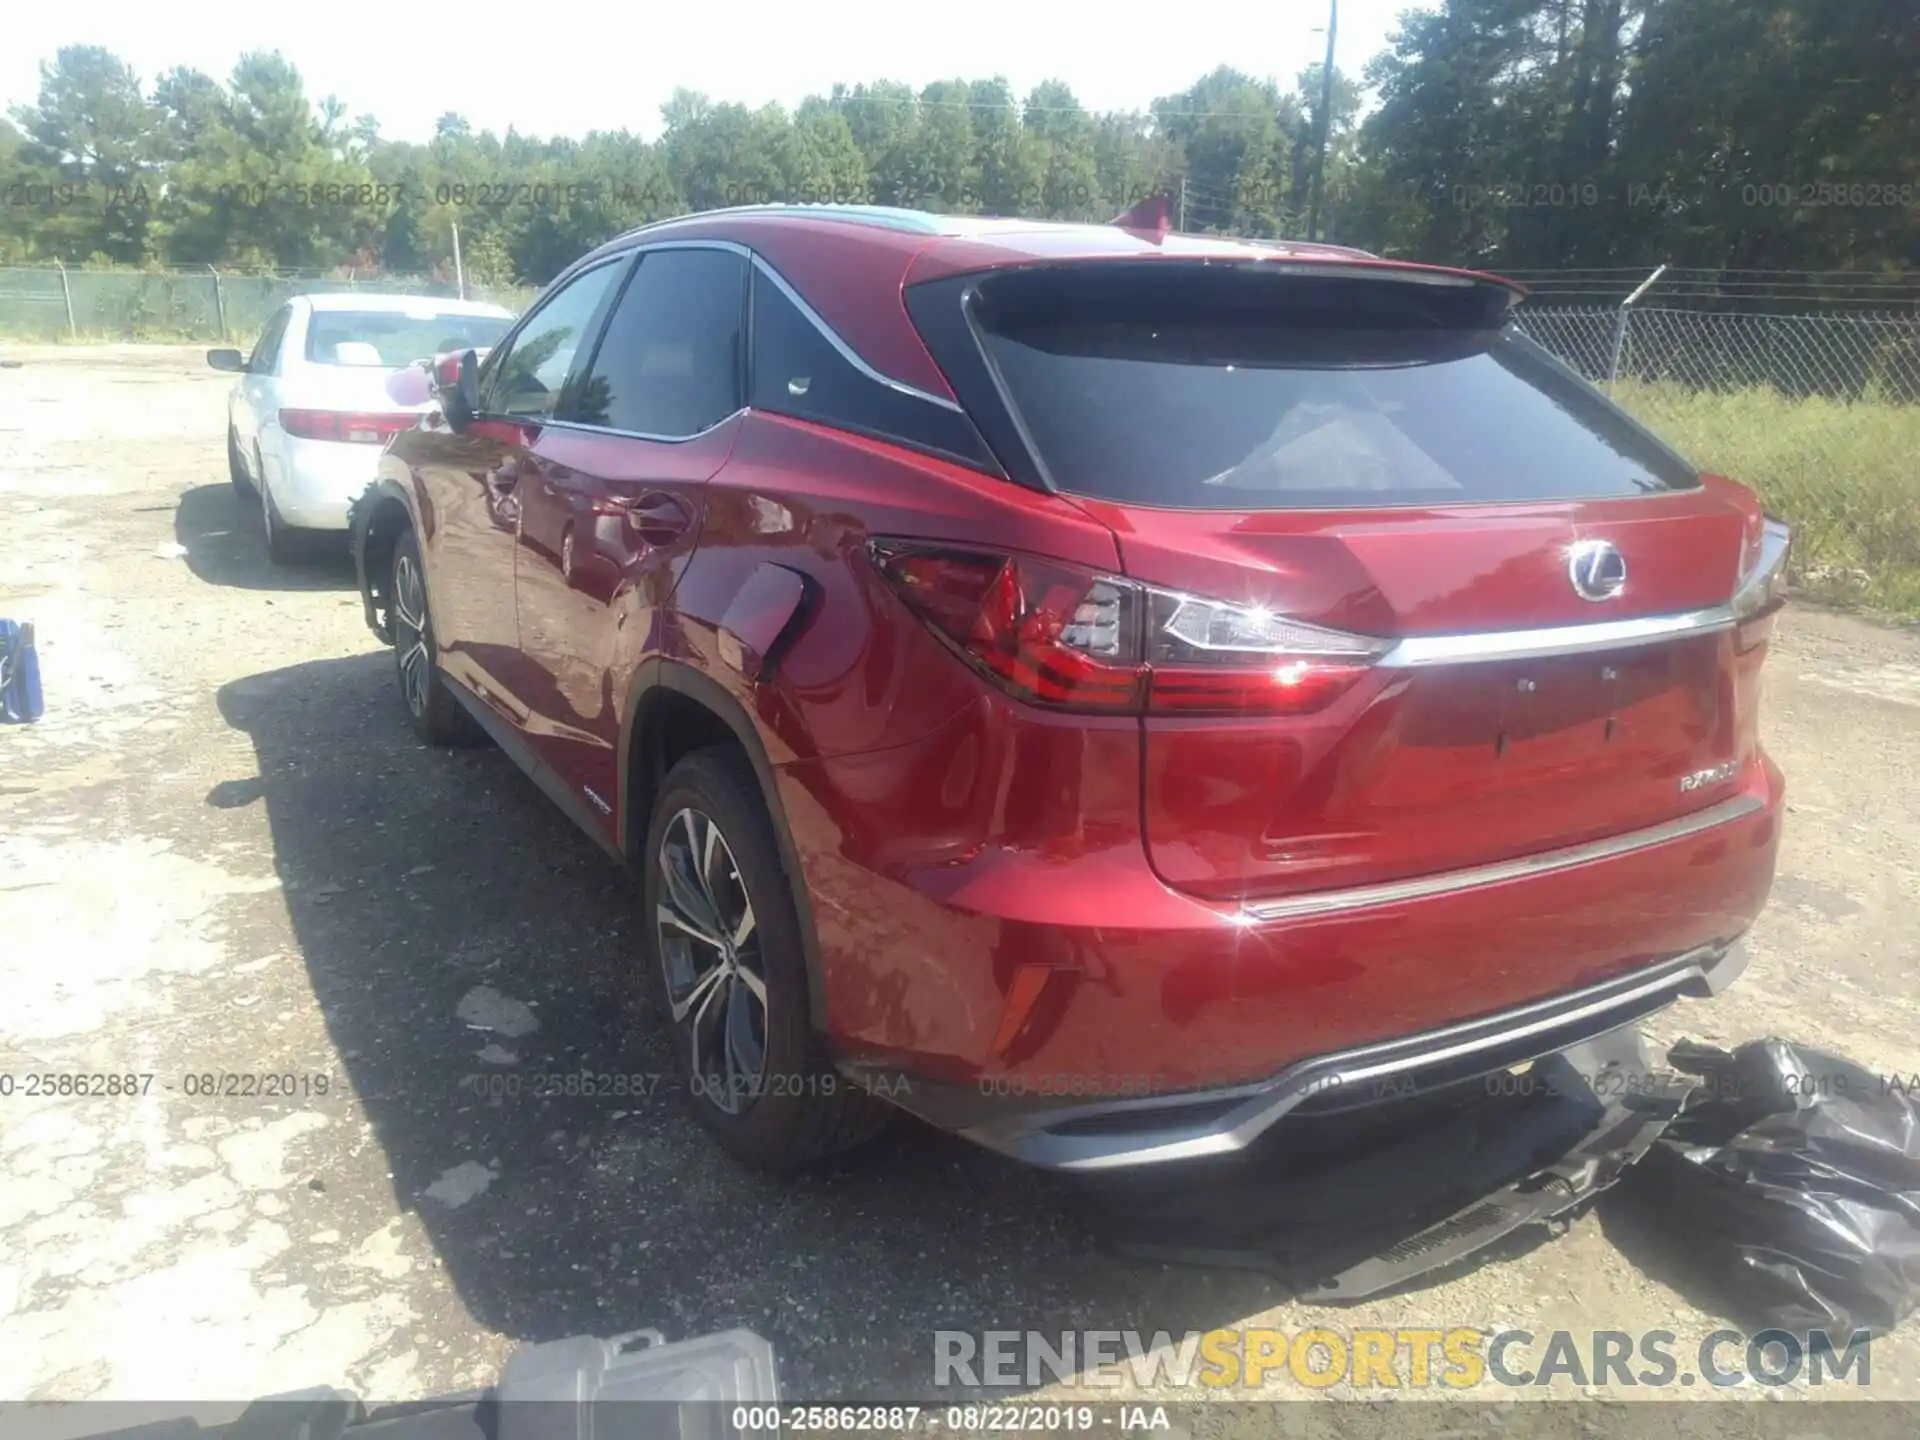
[351,203,1789,1172]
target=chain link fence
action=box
[2,265,1915,612]
[1513,304,1920,613]
[0,266,536,344]
[1515,305,1920,402]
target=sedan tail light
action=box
[280,409,417,445]
[871,540,1391,716]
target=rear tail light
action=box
[871,540,1390,716]
[280,409,417,445]
[1144,591,1386,712]
[870,545,1147,710]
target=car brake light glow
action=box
[280,409,416,445]
[870,539,1391,717]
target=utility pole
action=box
[1308,0,1338,243]
[450,221,466,300]
[1177,177,1188,233]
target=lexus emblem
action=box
[1568,539,1627,602]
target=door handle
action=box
[616,491,694,547]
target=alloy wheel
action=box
[392,551,430,719]
[655,806,768,1115]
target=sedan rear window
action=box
[305,310,512,368]
[970,265,1699,509]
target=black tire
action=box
[642,748,891,1169]
[389,527,484,747]
[228,426,254,496]
[260,473,310,566]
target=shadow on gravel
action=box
[215,653,1296,1399]
[1594,1187,1760,1328]
[175,482,356,592]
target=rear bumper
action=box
[780,692,1783,1165]
[266,434,385,529]
[937,939,1744,1170]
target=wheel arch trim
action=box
[349,476,419,645]
[618,658,833,1032]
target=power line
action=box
[819,92,1304,122]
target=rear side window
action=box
[749,266,998,470]
[564,248,746,437]
[970,265,1699,509]
[305,309,511,368]
[249,306,292,374]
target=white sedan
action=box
[208,293,515,563]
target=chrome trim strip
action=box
[967,941,1742,1171]
[542,237,963,426]
[543,407,748,447]
[1732,517,1792,619]
[1240,792,1764,923]
[746,255,967,414]
[1374,516,1792,667]
[1378,605,1734,667]
[624,238,755,256]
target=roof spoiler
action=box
[1110,194,1174,243]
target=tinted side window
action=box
[564,249,746,436]
[485,261,624,421]
[249,307,291,374]
[749,267,997,470]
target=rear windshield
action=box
[970,266,1699,508]
[304,310,512,368]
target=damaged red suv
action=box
[352,204,1788,1172]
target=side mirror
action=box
[433,348,481,430]
[207,347,245,373]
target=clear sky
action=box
[4,0,1417,143]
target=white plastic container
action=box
[494,1328,781,1440]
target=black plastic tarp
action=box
[1621,1037,1920,1332]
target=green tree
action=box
[1024,80,1102,219]
[833,82,921,205]
[1353,0,1643,266]
[1153,68,1297,236]
[1615,0,1920,271]
[151,68,226,162]
[4,36,1917,280]
[1291,63,1364,238]
[150,52,375,269]
[1092,111,1180,222]
[969,77,1044,214]
[8,45,156,262]
[659,91,790,209]
[785,100,870,206]
[0,117,49,261]
[513,131,681,282]
[909,80,981,209]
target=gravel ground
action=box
[1,345,1916,1412]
